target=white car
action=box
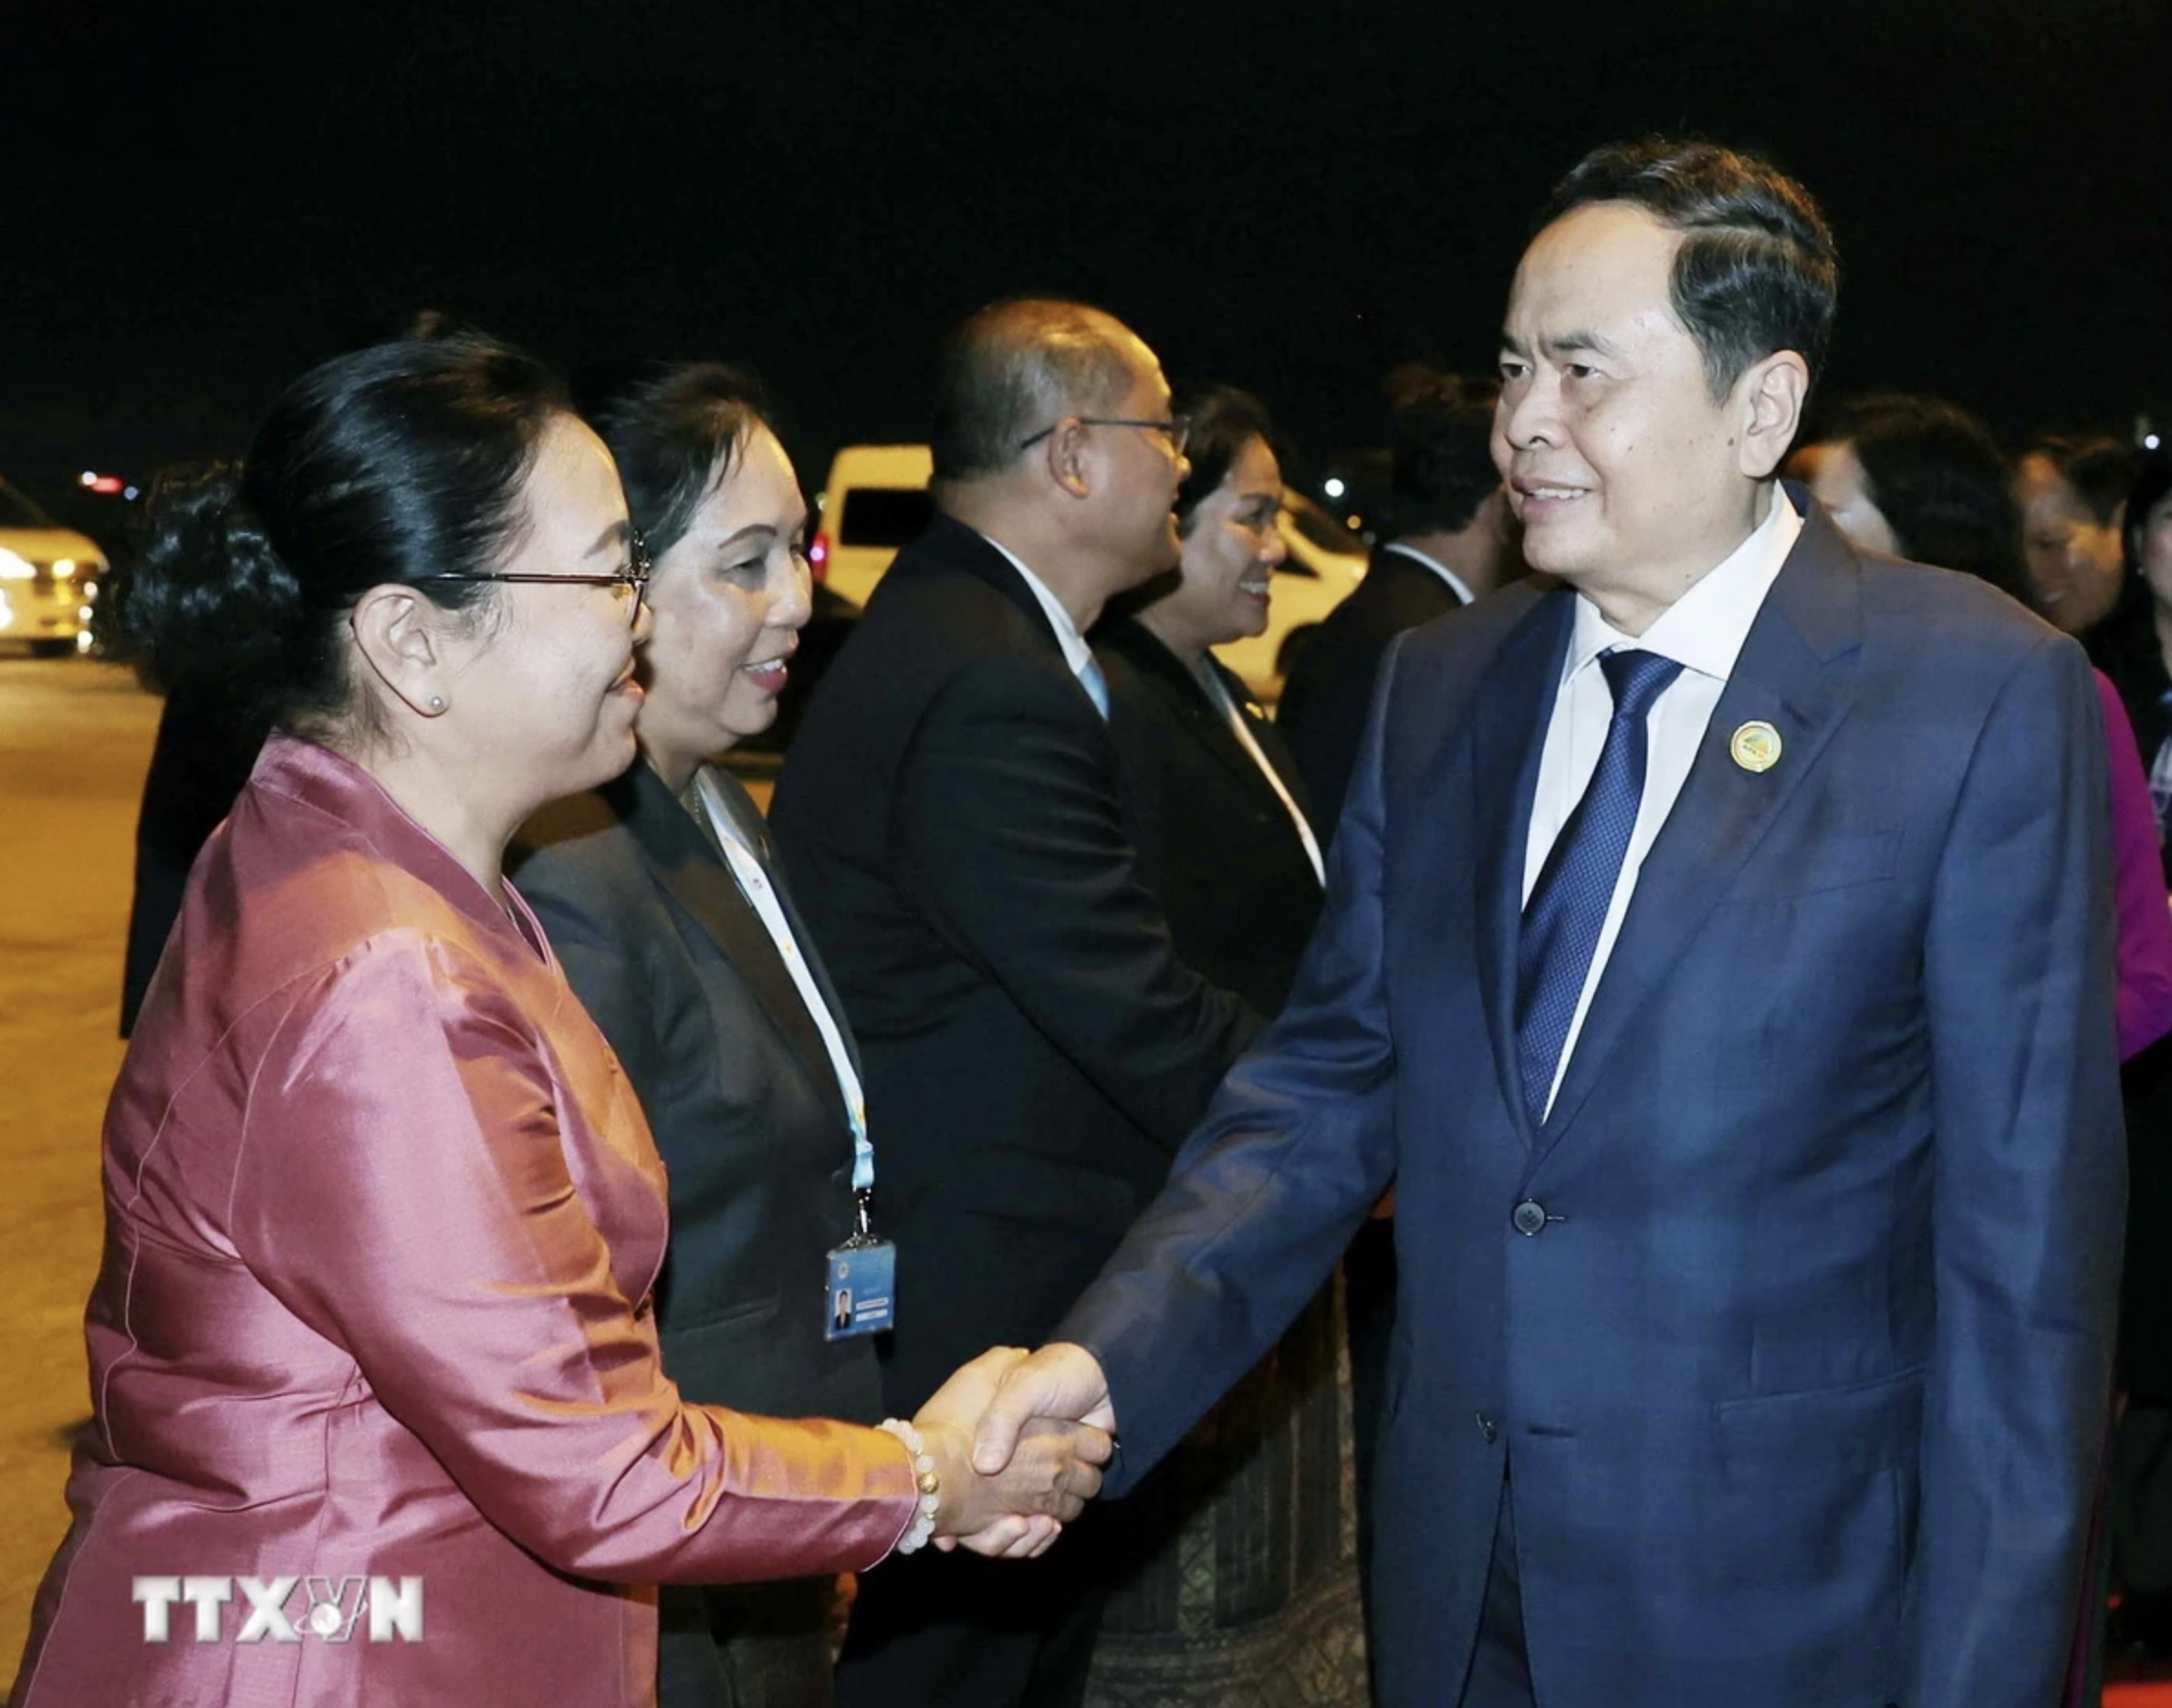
[807,444,935,612]
[809,446,1365,701]
[0,480,105,656]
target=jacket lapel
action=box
[1471,589,1578,1144]
[1095,616,1297,816]
[618,764,849,1120]
[1530,512,1866,1165]
[927,514,1068,652]
[1227,661,1320,827]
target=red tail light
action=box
[808,533,830,581]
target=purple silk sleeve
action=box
[2095,671,2172,1061]
[227,933,915,1584]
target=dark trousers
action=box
[834,1507,1129,1708]
[1458,1473,1539,1708]
[1344,1221,1396,1626]
[658,1577,837,1708]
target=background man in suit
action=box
[1279,371,1516,837]
[770,299,1260,1707]
[973,140,2125,1708]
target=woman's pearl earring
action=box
[428,695,445,713]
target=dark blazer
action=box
[510,761,881,1426]
[769,513,1260,1406]
[1277,542,1470,841]
[1095,614,1322,1015]
[120,693,272,1036]
[1058,505,2125,1708]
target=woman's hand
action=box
[905,1349,1112,1558]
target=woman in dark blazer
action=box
[1096,385,1323,1015]
[1087,384,1365,1706]
[512,365,888,1708]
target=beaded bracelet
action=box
[877,1418,942,1554]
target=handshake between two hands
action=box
[902,1343,1116,1561]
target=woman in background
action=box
[2095,451,2172,873]
[513,362,877,1708]
[2015,432,2137,644]
[9,337,1102,1708]
[1089,381,1366,1707]
[1804,394,2172,1057]
[2094,448,2172,1670]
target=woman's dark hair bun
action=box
[114,462,306,702]
[106,334,565,734]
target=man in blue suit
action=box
[968,139,2125,1708]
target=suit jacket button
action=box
[1476,1412,1498,1443]
[1511,1199,1549,1236]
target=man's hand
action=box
[968,1341,1115,1475]
[906,1348,1113,1559]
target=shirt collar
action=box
[1561,486,1801,688]
[976,530,1094,676]
[1381,541,1477,605]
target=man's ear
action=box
[1042,417,1093,500]
[350,584,455,717]
[1734,350,1811,481]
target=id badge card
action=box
[825,1239,897,1340]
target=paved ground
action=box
[0,656,158,1692]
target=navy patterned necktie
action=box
[1516,648,1685,1121]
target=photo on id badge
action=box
[826,1239,895,1341]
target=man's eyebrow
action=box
[1544,330,1621,359]
[1499,331,1529,357]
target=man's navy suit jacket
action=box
[1058,502,2126,1708]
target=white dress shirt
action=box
[1520,490,1802,1117]
[1381,540,1478,606]
[977,532,1094,675]
[690,766,873,1187]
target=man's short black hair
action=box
[929,298,1141,482]
[1387,371,1500,537]
[1543,139,1839,400]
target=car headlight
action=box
[51,558,76,579]
[0,549,33,581]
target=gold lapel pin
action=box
[1730,720,1783,774]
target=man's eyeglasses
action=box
[1018,416,1192,458]
[418,529,653,626]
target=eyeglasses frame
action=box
[416,528,653,626]
[1017,415,1192,458]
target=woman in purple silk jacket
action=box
[7,337,1105,1708]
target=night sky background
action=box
[7,0,2170,526]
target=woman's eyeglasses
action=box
[418,529,652,626]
